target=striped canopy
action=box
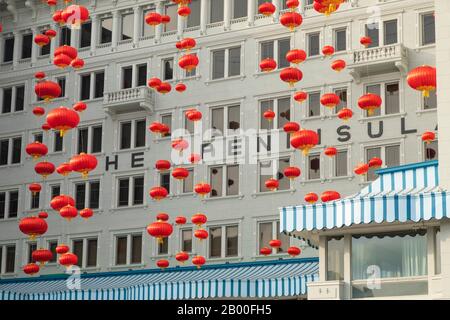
[280,161,448,237]
[0,258,318,300]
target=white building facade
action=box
[0,0,439,299]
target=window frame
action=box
[115,174,146,208]
[210,45,243,80]
[76,124,103,154]
[207,223,240,259]
[69,236,99,269]
[363,80,402,117]
[0,243,17,274]
[257,157,292,193]
[0,135,22,166]
[1,84,27,114]
[73,179,101,210]
[208,164,240,198]
[118,118,147,150]
[256,219,291,256]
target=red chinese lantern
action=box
[56,162,72,176]
[33,106,45,117]
[23,263,40,276]
[155,160,171,172]
[331,59,346,72]
[176,252,189,264]
[38,212,48,219]
[286,0,300,11]
[186,109,202,122]
[50,195,75,211]
[337,108,353,121]
[284,166,301,180]
[59,253,78,268]
[288,246,301,257]
[294,91,307,103]
[260,58,277,72]
[358,93,382,116]
[42,123,51,131]
[26,142,48,160]
[46,106,80,137]
[191,213,207,227]
[161,15,171,24]
[145,12,162,26]
[286,49,306,65]
[269,239,282,249]
[71,58,85,69]
[369,157,383,169]
[321,190,341,202]
[29,183,42,195]
[157,259,170,270]
[35,161,55,179]
[260,247,272,256]
[73,102,87,113]
[35,71,46,80]
[69,153,98,178]
[305,192,319,204]
[194,229,209,241]
[283,122,300,133]
[157,82,172,94]
[280,67,303,87]
[53,10,65,25]
[60,205,78,221]
[54,45,78,60]
[155,213,168,222]
[322,45,335,57]
[354,163,369,176]
[63,5,90,27]
[280,12,303,32]
[290,130,319,155]
[149,121,163,135]
[44,29,57,39]
[54,54,72,68]
[178,6,191,17]
[32,249,53,265]
[175,216,187,225]
[160,124,170,136]
[175,83,187,93]
[263,109,276,122]
[172,167,190,180]
[79,208,94,219]
[407,65,437,97]
[47,0,57,6]
[324,147,337,157]
[148,77,162,89]
[360,36,372,48]
[320,93,340,109]
[265,178,279,191]
[35,80,61,102]
[189,153,202,164]
[192,255,206,269]
[172,138,189,154]
[149,186,169,201]
[34,34,50,47]
[194,183,211,197]
[19,217,48,240]
[180,38,196,51]
[422,131,436,144]
[179,54,199,72]
[258,2,276,16]
[56,244,70,255]
[147,220,173,243]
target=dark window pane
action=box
[0,193,5,219]
[260,41,274,60]
[31,191,40,209]
[53,132,63,152]
[101,18,113,44]
[182,229,192,252]
[60,27,71,46]
[58,78,66,97]
[137,65,147,87]
[210,166,223,197]
[183,169,194,193]
[334,89,347,113]
[228,105,240,132]
[92,126,102,153]
[15,86,24,111]
[0,140,9,165]
[131,235,142,264]
[210,0,224,23]
[86,239,97,267]
[80,74,91,100]
[133,176,144,205]
[48,241,58,263]
[335,29,346,51]
[384,20,398,45]
[2,88,12,113]
[425,140,438,161]
[21,33,32,59]
[422,13,435,45]
[135,120,146,148]
[120,122,132,149]
[226,165,239,196]
[40,41,50,56]
[89,181,100,209]
[94,72,104,98]
[163,59,174,80]
[122,67,133,89]
[80,22,92,48]
[308,33,320,56]
[3,38,14,62]
[385,82,399,114]
[161,114,172,137]
[226,225,238,257]
[9,191,18,220]
[161,173,171,194]
[209,227,222,258]
[308,154,321,180]
[75,184,86,210]
[121,14,134,40]
[259,222,272,251]
[5,246,15,273]
[308,92,321,117]
[278,39,290,68]
[78,128,89,154]
[386,145,400,167]
[278,158,290,191]
[158,237,168,255]
[34,133,43,143]
[366,23,379,47]
[11,137,21,164]
[118,178,129,206]
[277,97,291,129]
[233,0,247,18]
[212,50,225,79]
[187,0,201,27]
[366,147,382,181]
[51,185,61,199]
[116,237,127,265]
[335,151,348,177]
[228,47,241,77]
[72,240,83,267]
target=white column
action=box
[248,0,256,26]
[177,9,185,38]
[133,6,141,46]
[111,10,120,49]
[90,15,98,53]
[200,0,208,35]
[224,0,232,30]
[31,26,38,64]
[70,27,78,48]
[155,1,164,43]
[273,0,281,21]
[12,30,20,67]
[318,236,327,282]
[50,23,59,57]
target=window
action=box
[137,64,147,87]
[182,168,194,193]
[120,119,146,150]
[209,224,239,258]
[334,28,346,52]
[0,137,22,166]
[260,38,290,69]
[80,71,104,100]
[384,20,398,45]
[80,74,91,100]
[3,37,14,63]
[184,53,197,78]
[122,66,133,89]
[327,236,344,281]
[421,12,435,46]
[308,153,321,180]
[78,125,102,154]
[334,88,347,113]
[142,9,156,37]
[75,180,100,210]
[21,33,32,59]
[163,5,178,32]
[71,238,98,268]
[160,172,171,194]
[27,242,37,263]
[187,0,201,28]
[259,158,290,192]
[117,175,145,207]
[184,110,195,135]
[0,245,16,273]
[258,221,289,254]
[80,21,92,48]
[212,47,241,80]
[53,131,63,152]
[210,0,224,23]
[424,90,437,110]
[94,71,105,98]
[30,188,40,210]
[0,191,18,219]
[131,234,142,264]
[307,92,321,117]
[366,144,400,181]
[33,133,43,143]
[162,58,174,81]
[60,26,71,46]
[57,77,66,97]
[233,0,247,18]
[115,236,127,265]
[161,114,172,137]
[424,140,438,161]
[121,13,134,40]
[72,240,83,267]
[1,88,12,113]
[209,165,239,197]
[307,32,320,56]
[259,97,290,130]
[365,23,379,47]
[158,237,169,255]
[115,234,142,265]
[211,105,240,137]
[335,150,348,177]
[48,240,58,263]
[181,229,192,252]
[50,185,61,200]
[365,82,400,116]
[40,32,51,56]
[1,85,25,113]
[100,17,113,44]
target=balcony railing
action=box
[103,86,154,114]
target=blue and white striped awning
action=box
[280,161,449,235]
[0,258,318,300]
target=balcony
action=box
[307,281,345,300]
[348,44,408,83]
[103,87,155,115]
